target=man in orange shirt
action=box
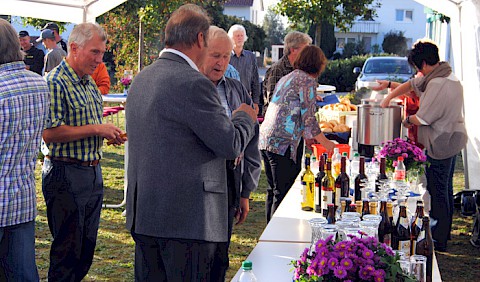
[92,62,110,94]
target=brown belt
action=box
[48,156,100,167]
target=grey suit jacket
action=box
[125,51,255,242]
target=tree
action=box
[263,8,286,52]
[20,18,67,32]
[382,30,408,56]
[274,0,380,47]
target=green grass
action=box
[33,113,477,281]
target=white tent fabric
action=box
[1,0,127,23]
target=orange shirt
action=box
[92,62,111,95]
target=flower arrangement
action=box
[120,77,132,89]
[292,234,415,282]
[376,138,427,173]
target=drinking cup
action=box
[320,224,338,241]
[309,218,327,246]
[410,255,427,282]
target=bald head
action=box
[202,26,233,84]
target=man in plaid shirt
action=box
[42,23,126,281]
[0,19,49,281]
[262,31,312,115]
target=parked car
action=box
[353,56,416,91]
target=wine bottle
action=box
[410,201,425,255]
[369,201,378,215]
[355,200,363,214]
[387,200,396,248]
[314,155,325,213]
[354,157,368,201]
[301,154,314,211]
[327,203,336,224]
[376,157,388,192]
[321,159,335,218]
[395,202,411,255]
[378,200,393,246]
[415,216,434,282]
[361,198,370,219]
[332,148,341,179]
[335,156,350,207]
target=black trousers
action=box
[42,159,103,282]
[132,231,227,282]
[262,140,303,223]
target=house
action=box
[223,0,264,25]
[334,0,427,53]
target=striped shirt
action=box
[216,77,232,117]
[263,55,294,109]
[44,60,104,161]
[230,49,260,104]
[0,61,49,227]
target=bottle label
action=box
[394,170,406,180]
[335,188,341,206]
[399,217,409,229]
[322,190,333,212]
[314,186,320,206]
[417,230,425,242]
[398,240,410,256]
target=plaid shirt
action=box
[230,49,260,104]
[262,55,294,109]
[44,60,103,161]
[0,61,49,227]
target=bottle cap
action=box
[242,260,253,270]
[334,148,339,153]
[342,152,348,156]
[398,156,404,161]
[354,152,360,157]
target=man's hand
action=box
[233,103,258,123]
[235,197,250,225]
[99,123,127,145]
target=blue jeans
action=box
[426,154,456,249]
[0,220,39,281]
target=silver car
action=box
[353,56,416,91]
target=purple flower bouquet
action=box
[292,234,415,282]
[376,138,427,173]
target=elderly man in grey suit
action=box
[125,4,257,281]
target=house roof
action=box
[224,0,254,7]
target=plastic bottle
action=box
[238,260,257,282]
[331,148,341,179]
[394,156,406,182]
[350,152,360,178]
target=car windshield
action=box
[363,59,414,75]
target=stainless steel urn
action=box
[356,99,403,157]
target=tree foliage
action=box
[263,8,286,52]
[274,0,380,47]
[382,30,408,56]
[20,18,67,33]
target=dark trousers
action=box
[42,159,104,282]
[132,231,226,282]
[0,221,39,282]
[426,154,456,249]
[262,140,303,223]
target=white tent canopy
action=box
[1,0,127,23]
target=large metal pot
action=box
[357,99,403,157]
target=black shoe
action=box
[435,242,447,252]
[470,238,480,248]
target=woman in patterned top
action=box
[260,45,335,222]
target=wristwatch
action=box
[387,81,392,89]
[406,115,411,124]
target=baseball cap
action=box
[36,29,55,42]
[43,22,59,31]
[18,30,29,37]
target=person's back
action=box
[45,47,66,73]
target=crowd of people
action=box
[0,2,469,281]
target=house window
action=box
[396,9,413,22]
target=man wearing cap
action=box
[37,29,66,75]
[44,22,68,54]
[18,30,44,75]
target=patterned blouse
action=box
[259,69,321,162]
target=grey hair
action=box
[165,4,211,48]
[208,26,232,46]
[0,19,24,64]
[227,24,248,42]
[284,31,312,56]
[68,23,107,53]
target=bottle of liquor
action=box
[332,148,341,179]
[415,216,434,282]
[349,203,357,212]
[395,202,411,255]
[361,198,370,219]
[314,155,325,213]
[369,201,378,215]
[321,159,336,218]
[410,201,425,255]
[355,200,363,214]
[394,156,406,182]
[335,156,350,207]
[387,200,396,248]
[376,157,389,192]
[378,200,393,246]
[354,157,368,201]
[301,154,314,211]
[327,203,336,224]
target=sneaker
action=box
[470,238,480,248]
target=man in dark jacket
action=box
[202,25,262,281]
[18,30,44,75]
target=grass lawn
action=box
[32,113,478,281]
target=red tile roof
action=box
[224,0,254,7]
